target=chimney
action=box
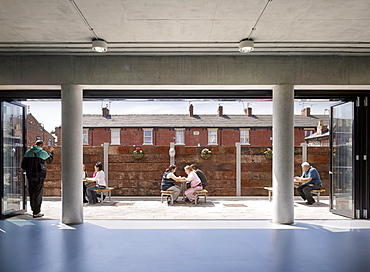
[316,120,328,135]
[301,107,311,117]
[218,105,223,116]
[189,104,194,117]
[244,107,252,116]
[102,107,111,119]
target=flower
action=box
[264,148,273,155]
[201,148,211,155]
[133,147,143,154]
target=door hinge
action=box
[364,155,367,161]
[365,97,368,107]
[356,155,360,160]
[356,97,361,107]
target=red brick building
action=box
[55,106,328,147]
[26,113,55,147]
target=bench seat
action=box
[161,190,174,205]
[94,187,114,204]
[194,189,208,205]
[264,187,325,203]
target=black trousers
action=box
[297,183,321,203]
[27,176,45,214]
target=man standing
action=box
[295,162,322,205]
[21,140,54,218]
[190,164,208,188]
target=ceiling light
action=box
[239,39,254,53]
[92,39,107,53]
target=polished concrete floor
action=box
[1,197,370,272]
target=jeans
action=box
[87,185,106,204]
[297,183,321,203]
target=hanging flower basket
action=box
[264,148,273,159]
[201,148,212,159]
[133,147,144,159]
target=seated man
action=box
[295,162,322,205]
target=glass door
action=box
[1,101,26,219]
[330,101,354,218]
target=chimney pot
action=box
[102,107,111,119]
[218,105,223,116]
[189,104,194,117]
[301,107,311,117]
[244,107,252,116]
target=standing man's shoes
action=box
[33,213,44,218]
[306,201,315,205]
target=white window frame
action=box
[240,128,250,145]
[143,128,153,145]
[83,129,89,145]
[175,128,185,145]
[304,128,315,137]
[110,128,121,145]
[207,129,218,145]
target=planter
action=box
[264,153,272,159]
[201,153,212,160]
[134,153,144,159]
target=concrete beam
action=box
[1,55,370,86]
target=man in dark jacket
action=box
[191,164,208,188]
[21,140,54,218]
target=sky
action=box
[23,99,337,133]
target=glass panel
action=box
[208,129,217,144]
[111,129,120,145]
[240,130,249,144]
[2,102,25,215]
[143,130,152,144]
[83,129,89,145]
[175,130,184,144]
[331,102,354,217]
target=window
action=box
[143,129,153,145]
[111,129,120,145]
[240,129,250,144]
[83,129,89,145]
[208,129,218,145]
[304,129,315,137]
[175,129,185,145]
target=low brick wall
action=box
[43,146,330,197]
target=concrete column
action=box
[272,84,294,224]
[61,84,83,224]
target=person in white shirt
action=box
[85,162,107,204]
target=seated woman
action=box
[161,165,184,204]
[85,162,107,204]
[184,165,203,203]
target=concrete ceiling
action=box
[1,0,370,55]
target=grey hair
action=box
[301,162,310,167]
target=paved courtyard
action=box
[21,196,347,221]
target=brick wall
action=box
[43,146,330,197]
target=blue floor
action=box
[1,219,370,272]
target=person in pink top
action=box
[184,165,203,203]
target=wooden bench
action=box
[161,190,174,205]
[311,189,325,203]
[264,187,325,203]
[194,189,208,205]
[94,187,114,204]
[264,187,273,202]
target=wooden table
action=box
[176,180,189,201]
